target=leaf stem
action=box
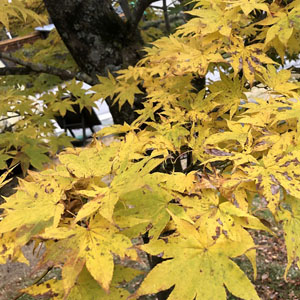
[13,267,53,300]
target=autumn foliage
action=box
[1,0,300,299]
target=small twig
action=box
[162,0,171,34]
[34,242,44,258]
[172,150,192,165]
[252,207,270,215]
[0,114,21,122]
[13,266,53,300]
[66,209,77,218]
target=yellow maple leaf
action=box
[115,180,185,239]
[277,196,300,280]
[207,72,247,119]
[74,187,118,223]
[257,2,300,48]
[115,81,143,108]
[183,5,233,37]
[0,232,28,265]
[59,146,118,179]
[273,98,300,133]
[0,165,17,189]
[258,65,299,98]
[91,72,117,100]
[225,0,269,16]
[22,265,141,300]
[205,120,251,149]
[0,0,45,30]
[39,213,136,294]
[135,214,259,300]
[242,151,300,213]
[226,36,276,83]
[0,180,64,242]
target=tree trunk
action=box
[43,0,144,124]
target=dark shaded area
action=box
[55,104,101,144]
[0,176,19,205]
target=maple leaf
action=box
[181,4,234,37]
[225,0,269,16]
[39,213,136,294]
[46,134,74,154]
[180,189,270,245]
[23,144,50,170]
[205,120,251,149]
[257,65,299,98]
[74,186,118,223]
[143,35,224,78]
[242,151,300,213]
[135,214,259,300]
[0,232,28,265]
[257,2,300,48]
[51,99,75,117]
[149,122,190,150]
[226,36,276,83]
[70,135,167,222]
[63,80,98,112]
[277,196,300,280]
[58,146,118,179]
[0,165,16,188]
[272,98,300,133]
[115,179,186,239]
[0,180,64,243]
[0,150,11,170]
[206,72,247,119]
[22,266,141,300]
[114,81,143,108]
[0,0,45,30]
[91,72,118,100]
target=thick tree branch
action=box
[0,52,97,85]
[119,0,132,20]
[0,67,35,76]
[132,0,159,28]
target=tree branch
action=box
[0,113,21,122]
[0,67,35,76]
[141,13,184,30]
[0,52,97,85]
[132,0,159,28]
[119,0,132,20]
[13,267,53,300]
[162,0,171,34]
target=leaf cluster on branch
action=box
[1,0,300,299]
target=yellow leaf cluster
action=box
[0,0,44,30]
[2,0,300,299]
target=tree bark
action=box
[43,0,145,124]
